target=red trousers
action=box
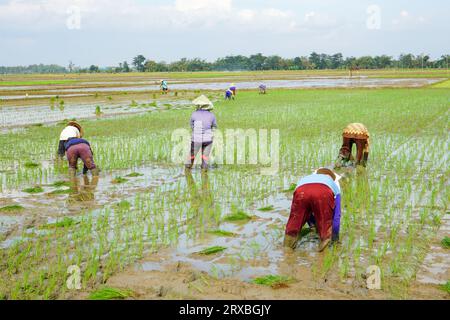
[66,143,96,171]
[285,184,334,241]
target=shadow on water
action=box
[67,174,99,204]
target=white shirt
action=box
[60,126,80,141]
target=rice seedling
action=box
[41,217,78,229]
[125,172,144,178]
[198,246,227,255]
[0,205,25,212]
[52,180,71,187]
[258,205,274,212]
[112,176,128,184]
[439,281,450,294]
[88,287,134,300]
[441,237,450,249]
[24,162,39,169]
[22,186,44,194]
[224,211,252,222]
[207,230,236,237]
[252,275,293,288]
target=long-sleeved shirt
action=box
[190,110,217,143]
[297,173,342,240]
[60,126,80,141]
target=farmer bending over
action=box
[284,168,342,252]
[229,83,237,97]
[225,88,234,100]
[58,121,83,158]
[160,80,168,94]
[65,137,99,177]
[185,95,217,171]
[335,123,370,167]
[259,84,267,94]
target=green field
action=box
[0,86,448,299]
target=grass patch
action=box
[24,162,40,169]
[88,287,134,300]
[41,217,77,229]
[258,205,274,212]
[0,80,78,86]
[112,176,128,184]
[0,205,25,212]
[441,237,450,249]
[116,200,131,210]
[438,281,450,294]
[52,180,71,188]
[224,211,252,222]
[125,172,144,178]
[208,230,236,237]
[252,275,293,288]
[198,246,227,255]
[22,186,44,194]
[283,183,297,192]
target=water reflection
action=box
[67,174,99,204]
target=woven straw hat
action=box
[192,95,214,111]
[68,121,84,137]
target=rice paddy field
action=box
[0,70,449,300]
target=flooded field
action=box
[0,78,441,99]
[0,80,448,300]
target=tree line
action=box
[1,53,448,74]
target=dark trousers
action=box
[186,141,213,169]
[339,137,369,165]
[57,140,66,157]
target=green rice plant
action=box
[207,230,236,237]
[95,106,102,117]
[439,281,450,294]
[283,183,297,192]
[41,217,77,229]
[116,200,131,211]
[52,181,71,188]
[252,275,293,288]
[198,246,227,255]
[125,172,144,178]
[258,205,274,212]
[22,186,44,194]
[224,211,252,222]
[441,237,450,249]
[112,176,128,184]
[0,205,25,212]
[24,162,39,169]
[88,287,134,300]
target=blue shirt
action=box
[297,174,341,197]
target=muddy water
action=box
[0,164,185,248]
[46,78,441,93]
[138,191,319,282]
[416,213,450,285]
[0,100,191,128]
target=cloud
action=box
[392,10,426,28]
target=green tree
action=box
[132,55,146,72]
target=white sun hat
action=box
[192,95,214,110]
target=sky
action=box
[0,0,449,67]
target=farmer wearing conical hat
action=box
[185,95,217,171]
[57,121,84,158]
[335,123,370,167]
[284,168,342,252]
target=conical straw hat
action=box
[192,95,214,110]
